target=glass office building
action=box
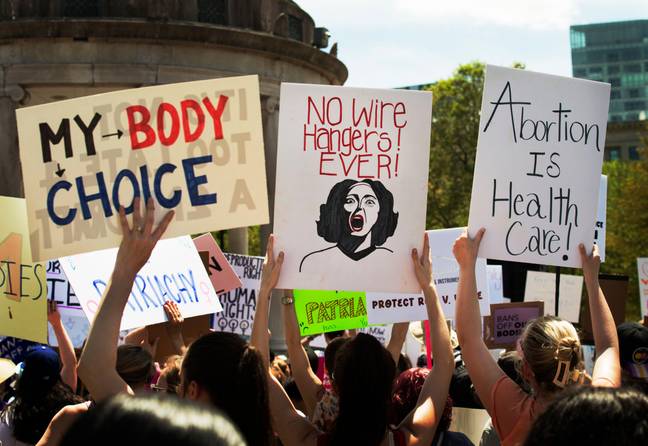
[570,20,648,123]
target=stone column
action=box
[227,227,248,254]
[0,85,27,198]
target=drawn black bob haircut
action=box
[316,179,398,246]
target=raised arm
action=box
[77,198,173,402]
[580,244,620,387]
[387,322,409,367]
[47,300,77,390]
[250,234,284,367]
[282,290,323,417]
[453,228,504,414]
[400,233,455,446]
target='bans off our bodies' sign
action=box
[468,66,610,268]
[17,76,268,262]
[274,84,432,293]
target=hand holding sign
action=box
[452,228,486,270]
[47,300,62,326]
[411,233,433,292]
[579,243,601,285]
[260,235,285,294]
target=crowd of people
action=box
[1,198,647,446]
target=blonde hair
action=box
[520,316,589,394]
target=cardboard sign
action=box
[366,228,490,324]
[487,265,505,305]
[489,301,544,348]
[16,76,269,262]
[594,175,607,262]
[60,236,222,331]
[192,234,242,294]
[524,271,583,322]
[146,314,211,363]
[0,196,48,343]
[579,274,628,343]
[274,83,432,293]
[213,253,264,336]
[638,258,648,318]
[294,290,369,335]
[468,65,609,268]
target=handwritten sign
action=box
[192,234,242,294]
[468,65,609,268]
[294,290,369,335]
[524,271,583,322]
[638,258,648,319]
[595,175,607,262]
[16,76,269,262]
[366,228,490,324]
[274,84,432,293]
[0,196,47,343]
[0,337,39,364]
[213,253,264,336]
[60,236,222,330]
[487,265,505,305]
[489,301,544,348]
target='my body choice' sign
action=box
[468,66,609,268]
[17,76,268,262]
[274,84,432,293]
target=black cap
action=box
[617,322,648,379]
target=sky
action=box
[299,0,648,88]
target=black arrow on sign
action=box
[102,129,123,139]
[55,163,66,177]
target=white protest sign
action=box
[17,76,268,262]
[487,265,505,305]
[60,236,222,330]
[468,65,609,268]
[594,175,607,262]
[366,228,490,324]
[213,253,264,336]
[524,271,583,322]
[274,83,432,293]
[46,260,89,348]
[638,258,648,318]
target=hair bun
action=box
[555,337,580,361]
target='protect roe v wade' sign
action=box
[17,76,268,262]
[274,84,432,293]
[468,65,610,268]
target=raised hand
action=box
[579,243,601,282]
[260,234,284,294]
[115,197,174,277]
[452,228,485,270]
[47,299,62,326]
[411,232,434,291]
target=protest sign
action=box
[294,290,369,335]
[192,234,242,294]
[213,253,264,336]
[309,324,393,350]
[468,65,610,269]
[0,196,47,343]
[638,258,648,318]
[594,175,607,262]
[16,76,269,262]
[366,228,490,324]
[579,274,628,343]
[524,271,583,322]
[274,83,432,293]
[146,314,211,363]
[0,337,39,364]
[489,301,544,349]
[60,236,222,331]
[487,265,505,305]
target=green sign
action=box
[294,290,368,335]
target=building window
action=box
[611,90,621,99]
[610,115,622,122]
[629,146,640,160]
[589,66,603,74]
[625,63,642,73]
[198,0,227,25]
[574,68,587,77]
[610,77,621,87]
[607,52,619,62]
[63,0,100,17]
[625,101,645,111]
[570,30,586,49]
[287,15,303,41]
[608,146,621,161]
[629,88,641,98]
[608,65,620,74]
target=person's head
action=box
[317,179,398,248]
[180,332,271,446]
[324,330,346,343]
[617,322,648,380]
[498,351,530,393]
[271,356,290,386]
[525,386,648,446]
[304,345,320,374]
[60,393,246,446]
[329,333,397,446]
[116,345,154,391]
[11,346,82,444]
[324,336,350,381]
[518,316,586,396]
[156,355,182,395]
[397,353,413,375]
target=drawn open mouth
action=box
[350,213,364,232]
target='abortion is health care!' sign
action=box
[366,227,490,324]
[468,65,609,268]
[213,253,264,336]
[274,84,432,293]
[60,236,222,331]
[0,196,47,343]
[294,290,369,335]
[17,76,269,262]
